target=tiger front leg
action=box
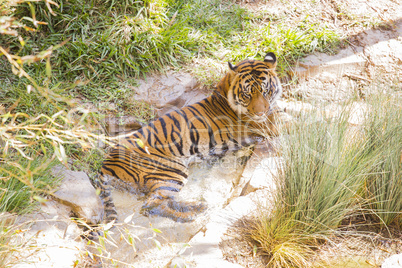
[141,189,207,223]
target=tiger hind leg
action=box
[141,190,207,222]
[77,173,117,241]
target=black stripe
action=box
[144,176,185,186]
[102,165,122,180]
[160,117,168,139]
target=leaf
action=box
[98,236,105,248]
[14,147,33,160]
[45,135,64,143]
[105,238,118,248]
[152,228,162,234]
[54,143,67,164]
[103,220,115,231]
[153,239,162,250]
[128,235,134,245]
[11,65,18,75]
[33,195,48,204]
[134,139,144,148]
[178,243,191,255]
[253,244,257,257]
[46,57,52,78]
[18,36,26,47]
[123,213,134,224]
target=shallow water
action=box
[98,151,249,267]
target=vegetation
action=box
[246,92,402,267]
[363,94,402,228]
[1,0,342,111]
[0,0,399,267]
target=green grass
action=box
[5,0,200,101]
[363,94,402,228]
[0,81,61,115]
[0,154,58,213]
[1,0,341,113]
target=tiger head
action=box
[216,52,282,122]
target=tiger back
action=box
[99,52,283,223]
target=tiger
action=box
[98,52,285,223]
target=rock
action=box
[156,82,208,117]
[291,20,402,102]
[169,256,195,268]
[105,72,209,135]
[277,100,369,127]
[129,71,208,117]
[382,253,402,268]
[13,200,86,268]
[293,46,366,79]
[130,71,197,108]
[240,156,281,196]
[169,256,243,268]
[364,34,402,82]
[277,100,314,117]
[51,165,103,224]
[237,140,281,196]
[0,212,16,226]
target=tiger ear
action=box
[264,52,277,67]
[228,61,236,71]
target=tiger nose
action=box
[256,112,265,117]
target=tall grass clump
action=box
[246,106,380,268]
[363,93,402,228]
[245,90,402,266]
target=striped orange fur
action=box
[98,52,283,223]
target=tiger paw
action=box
[141,197,207,222]
[168,199,207,213]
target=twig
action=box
[344,73,370,82]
